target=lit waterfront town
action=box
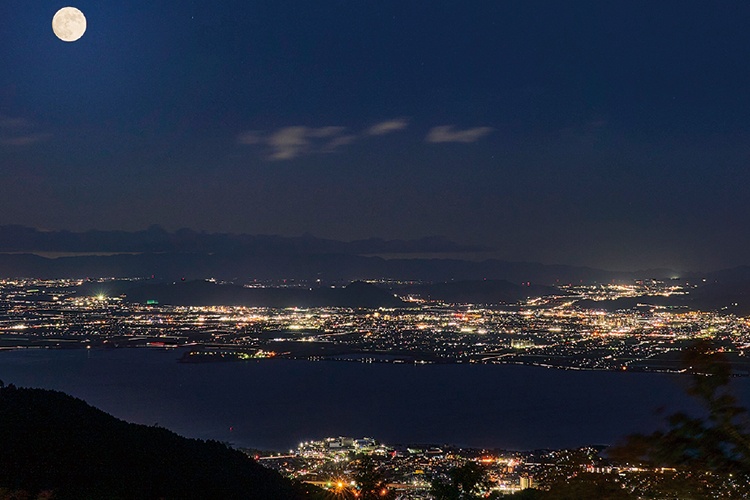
[250,433,748,498]
[2,276,750,498]
[1,277,748,374]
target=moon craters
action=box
[52,7,87,42]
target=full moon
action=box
[52,7,87,42]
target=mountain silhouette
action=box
[122,280,405,308]
[0,384,318,499]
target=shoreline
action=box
[2,342,746,377]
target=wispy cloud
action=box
[323,134,357,152]
[0,115,32,130]
[267,126,346,160]
[236,130,264,145]
[426,125,493,143]
[239,126,354,160]
[265,127,308,160]
[0,133,52,146]
[366,118,409,136]
[238,119,490,160]
[238,117,414,160]
[0,113,52,147]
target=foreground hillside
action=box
[0,384,318,499]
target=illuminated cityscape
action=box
[4,0,750,496]
[1,277,748,375]
[2,275,748,498]
[252,434,748,498]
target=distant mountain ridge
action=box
[3,225,748,285]
[0,251,682,285]
[0,225,484,255]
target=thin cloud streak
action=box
[366,118,409,136]
[267,127,311,160]
[267,126,346,160]
[236,130,264,145]
[0,115,32,130]
[237,120,491,161]
[324,134,357,152]
[0,113,51,147]
[426,125,493,143]
[0,133,52,147]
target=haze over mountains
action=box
[0,225,484,255]
[2,226,750,313]
[0,225,678,284]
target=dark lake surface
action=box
[2,347,747,451]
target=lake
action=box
[1,347,744,451]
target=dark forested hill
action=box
[0,385,319,500]
[575,280,750,315]
[121,280,405,308]
[395,279,563,304]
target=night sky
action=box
[2,1,750,271]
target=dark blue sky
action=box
[1,1,750,271]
